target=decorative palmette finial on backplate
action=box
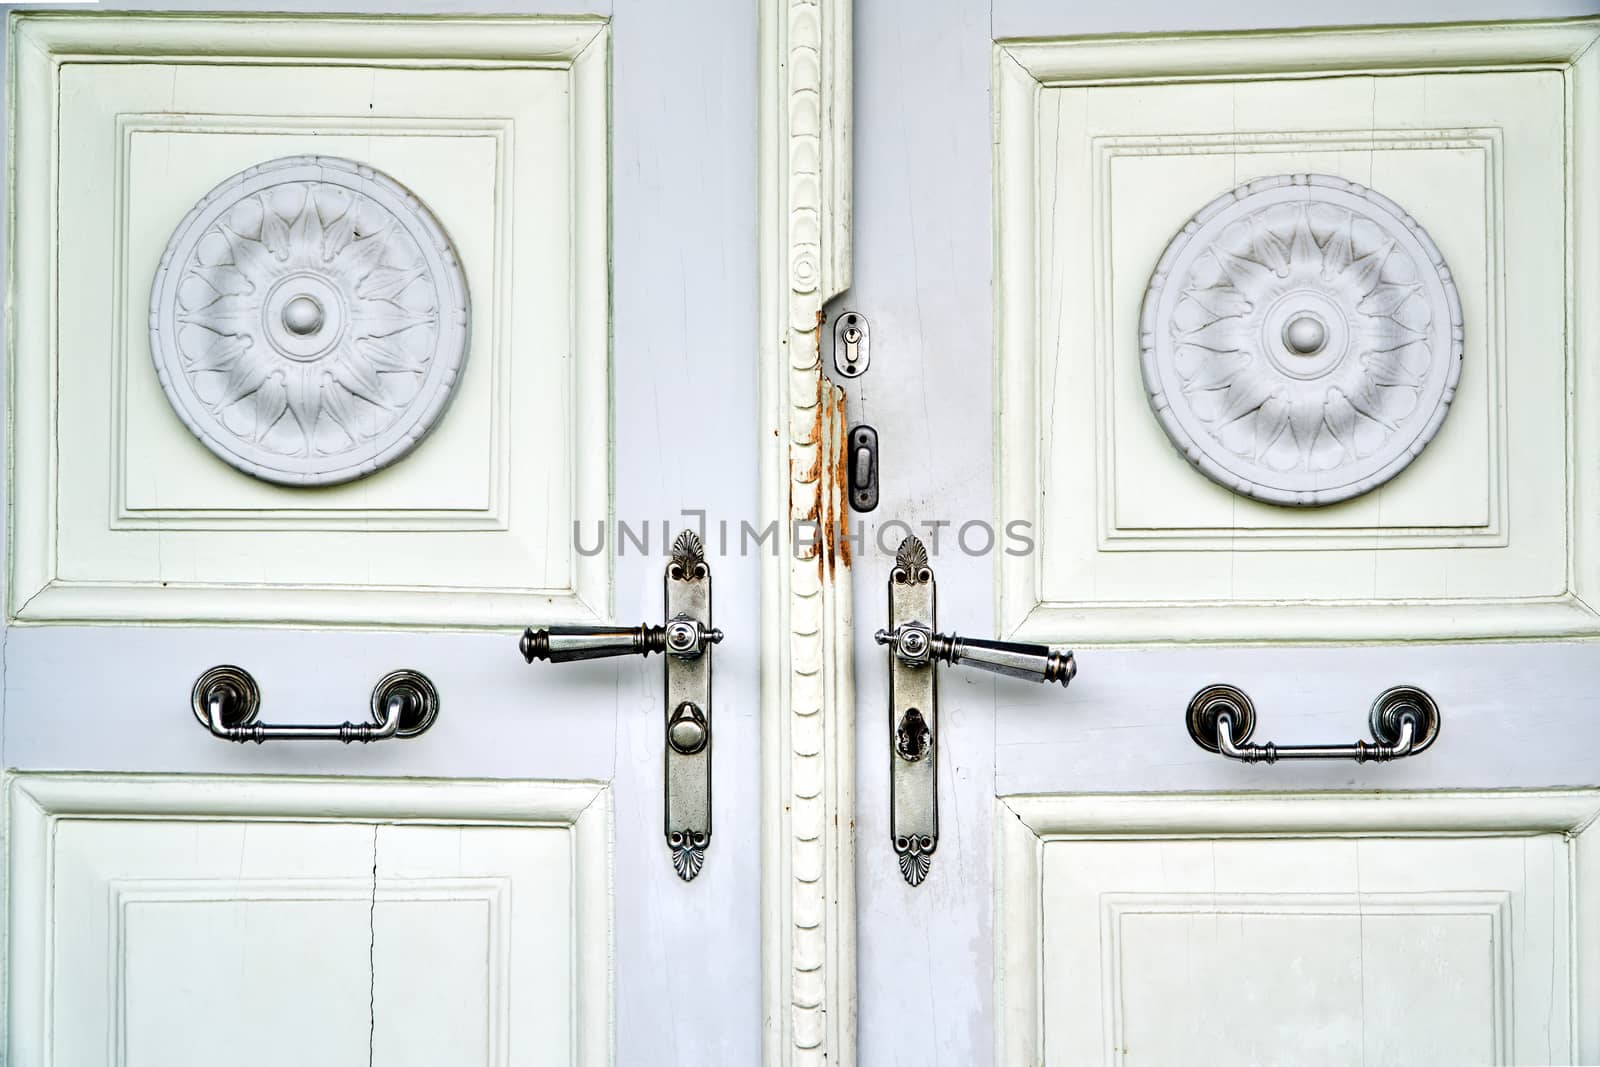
[896,834,934,887]
[669,829,708,881]
[891,534,932,585]
[670,529,709,580]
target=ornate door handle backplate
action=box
[522,530,721,882]
[878,535,1075,886]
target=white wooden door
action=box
[3,5,760,1065]
[847,2,1600,1064]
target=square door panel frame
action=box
[7,15,611,628]
[995,790,1600,1066]
[3,772,611,1066]
[1094,126,1508,551]
[109,111,519,531]
[994,19,1600,643]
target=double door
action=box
[6,2,1600,1065]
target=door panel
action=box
[850,2,1600,1064]
[4,5,759,1065]
[997,793,1600,1066]
[12,775,608,1067]
[14,17,609,629]
[996,55,1580,641]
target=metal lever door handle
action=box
[520,620,723,663]
[520,530,720,882]
[879,535,1075,888]
[1187,683,1441,764]
[874,626,1076,686]
[192,665,439,744]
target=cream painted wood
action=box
[7,774,610,1067]
[995,27,1600,643]
[997,791,1600,1066]
[848,6,1600,1066]
[10,16,609,627]
[3,6,767,1066]
[757,0,856,1064]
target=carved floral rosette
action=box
[148,156,469,486]
[1140,173,1463,506]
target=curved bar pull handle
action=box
[519,530,720,882]
[1187,683,1440,764]
[874,626,1076,686]
[193,665,439,744]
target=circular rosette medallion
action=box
[1139,174,1462,506]
[149,156,469,486]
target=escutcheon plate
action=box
[664,531,714,881]
[886,536,938,886]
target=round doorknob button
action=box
[667,701,708,754]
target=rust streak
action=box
[788,318,825,565]
[787,312,852,578]
[800,376,824,483]
[824,383,851,572]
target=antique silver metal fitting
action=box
[878,535,1075,886]
[522,530,721,881]
[1187,682,1441,764]
[191,665,438,744]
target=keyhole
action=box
[896,707,931,762]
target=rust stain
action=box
[786,313,852,577]
[800,374,824,484]
[825,384,851,572]
[788,317,824,565]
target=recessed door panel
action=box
[18,777,608,1067]
[996,793,1599,1067]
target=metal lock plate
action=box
[832,311,869,378]
[849,424,879,512]
[664,531,714,881]
[885,537,937,886]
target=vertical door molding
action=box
[759,0,855,1064]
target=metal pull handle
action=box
[520,530,720,882]
[520,620,723,664]
[874,626,1076,686]
[1187,683,1440,764]
[192,665,439,744]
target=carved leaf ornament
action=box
[1140,174,1462,506]
[149,156,470,486]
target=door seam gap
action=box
[367,822,380,1067]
